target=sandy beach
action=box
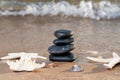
[0,16,120,80]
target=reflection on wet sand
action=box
[0,16,120,57]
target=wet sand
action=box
[0,16,120,80]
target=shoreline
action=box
[0,16,120,79]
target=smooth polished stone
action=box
[53,37,74,45]
[48,44,75,54]
[54,29,73,39]
[49,53,75,62]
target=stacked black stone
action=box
[48,29,75,62]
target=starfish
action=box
[87,52,120,69]
[7,57,46,71]
[0,52,47,71]
[0,52,47,60]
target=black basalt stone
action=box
[48,44,75,54]
[54,29,73,39]
[51,52,73,56]
[53,37,74,45]
[49,53,75,62]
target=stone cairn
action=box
[48,29,75,62]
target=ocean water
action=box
[0,0,120,20]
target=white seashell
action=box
[86,51,99,57]
[70,65,84,72]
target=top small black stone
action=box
[54,29,73,39]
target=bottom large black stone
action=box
[49,53,75,62]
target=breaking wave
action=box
[0,1,120,20]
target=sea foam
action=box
[0,1,120,20]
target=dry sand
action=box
[0,16,120,80]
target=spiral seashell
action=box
[70,65,84,72]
